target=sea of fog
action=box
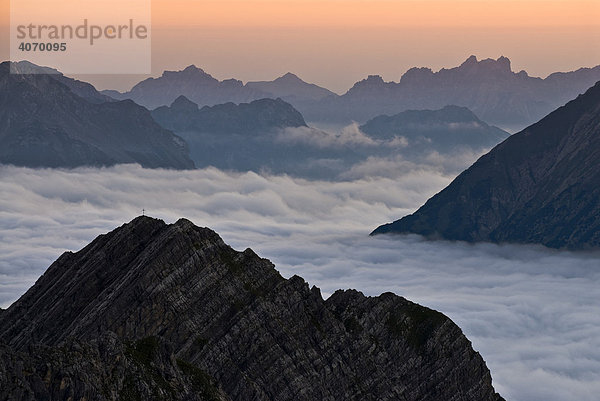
[0,163,599,401]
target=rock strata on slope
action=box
[0,217,504,401]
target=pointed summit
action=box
[277,72,302,82]
[171,95,199,111]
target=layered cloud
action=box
[0,164,599,401]
[276,124,380,148]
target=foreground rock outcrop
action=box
[372,80,600,249]
[0,217,504,401]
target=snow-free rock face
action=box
[0,217,504,401]
[372,81,600,249]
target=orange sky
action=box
[1,0,599,92]
[153,0,599,28]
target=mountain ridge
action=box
[371,81,600,249]
[102,56,600,130]
[302,55,600,127]
[0,216,504,401]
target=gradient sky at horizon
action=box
[1,0,599,92]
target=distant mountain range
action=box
[0,216,504,401]
[0,61,194,169]
[149,96,508,179]
[104,56,600,130]
[372,81,600,249]
[304,56,600,129]
[1,60,515,175]
[104,66,334,110]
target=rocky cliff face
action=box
[0,61,194,169]
[0,217,504,401]
[372,81,600,249]
[0,334,231,401]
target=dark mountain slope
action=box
[0,62,194,169]
[372,81,600,249]
[0,217,504,401]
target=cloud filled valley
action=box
[0,164,599,401]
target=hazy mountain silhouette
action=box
[150,96,507,179]
[104,57,600,130]
[372,81,600,249]
[0,61,194,169]
[294,56,600,129]
[0,216,504,401]
[360,105,509,153]
[9,60,115,104]
[104,66,335,110]
[246,72,336,104]
[152,96,307,134]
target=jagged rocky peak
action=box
[459,55,512,72]
[362,74,386,85]
[399,66,435,83]
[372,80,600,249]
[345,74,391,95]
[0,216,504,401]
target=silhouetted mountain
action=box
[0,61,194,169]
[301,56,600,129]
[152,96,307,134]
[151,96,323,175]
[106,67,337,111]
[372,81,600,249]
[246,72,336,102]
[0,216,504,401]
[360,105,509,152]
[104,65,270,110]
[109,57,600,129]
